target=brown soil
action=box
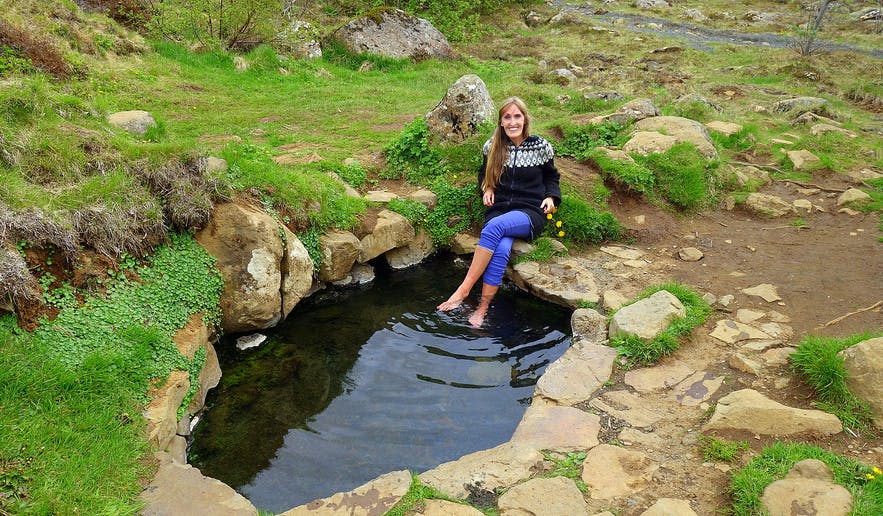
[572,160,883,513]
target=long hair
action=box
[482,97,531,193]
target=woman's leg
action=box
[438,211,531,318]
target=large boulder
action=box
[107,110,156,137]
[840,337,883,429]
[632,116,718,158]
[425,74,496,143]
[280,225,314,318]
[356,209,415,263]
[195,202,289,333]
[276,20,322,59]
[330,9,455,60]
[318,230,361,282]
[508,256,601,307]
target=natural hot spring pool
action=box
[188,257,572,513]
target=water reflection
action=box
[189,258,571,513]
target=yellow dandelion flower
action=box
[867,473,875,480]
[557,230,565,237]
[874,467,882,475]
[546,213,553,219]
[556,220,562,228]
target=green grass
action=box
[698,436,749,463]
[790,332,882,432]
[383,474,482,516]
[730,442,883,516]
[0,233,222,514]
[539,451,588,492]
[611,282,712,367]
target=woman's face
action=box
[500,103,525,144]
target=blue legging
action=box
[477,210,532,287]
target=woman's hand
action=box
[541,197,555,214]
[483,189,495,207]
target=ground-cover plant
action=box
[540,451,588,492]
[635,143,720,211]
[386,197,429,227]
[554,120,628,160]
[610,282,712,367]
[423,176,483,247]
[790,332,881,432]
[698,435,749,463]
[0,233,222,514]
[730,442,882,515]
[384,474,474,516]
[514,236,567,264]
[544,193,621,245]
[383,118,446,183]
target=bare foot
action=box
[468,309,487,327]
[437,292,466,311]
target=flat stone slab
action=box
[280,470,411,516]
[624,361,695,393]
[581,444,658,500]
[741,283,782,302]
[498,476,589,515]
[710,319,771,344]
[671,371,724,406]
[509,256,601,307]
[535,342,618,406]
[640,498,699,515]
[510,404,601,451]
[140,453,257,516]
[590,390,664,429]
[422,499,484,515]
[704,389,843,436]
[420,442,543,499]
[600,245,645,260]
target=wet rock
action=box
[741,283,782,302]
[235,333,266,351]
[761,459,852,516]
[581,444,659,499]
[385,228,434,270]
[744,193,796,217]
[624,360,694,393]
[330,9,455,60]
[509,256,601,307]
[141,452,257,516]
[420,442,544,499]
[357,209,415,263]
[281,470,411,515]
[319,230,361,283]
[425,74,496,144]
[840,337,883,429]
[704,389,843,436]
[609,290,686,341]
[671,371,724,406]
[535,341,618,405]
[511,404,601,451]
[498,476,588,515]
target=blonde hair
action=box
[482,97,531,193]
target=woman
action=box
[437,97,560,327]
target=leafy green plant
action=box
[384,118,445,183]
[555,121,627,160]
[384,473,464,516]
[698,436,749,463]
[730,442,882,515]
[424,177,481,246]
[540,451,588,492]
[588,149,656,194]
[546,194,621,244]
[611,283,712,367]
[515,236,566,264]
[790,332,880,431]
[387,197,429,226]
[636,143,718,211]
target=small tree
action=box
[793,0,836,56]
[147,0,281,50]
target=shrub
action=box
[546,195,620,244]
[0,20,72,79]
[637,143,717,211]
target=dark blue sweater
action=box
[478,135,561,240]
